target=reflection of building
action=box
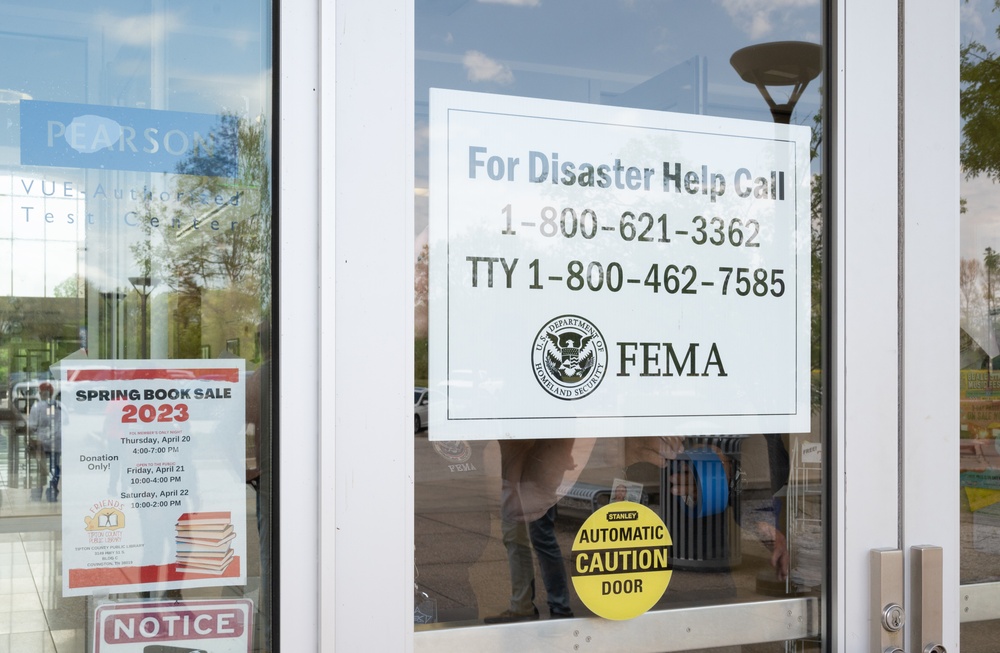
[94,286,258,362]
[172,288,259,361]
[0,174,87,299]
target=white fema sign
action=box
[428,89,811,441]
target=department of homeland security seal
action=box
[432,440,472,464]
[532,315,608,400]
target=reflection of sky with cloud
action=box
[416,0,823,116]
[415,0,826,238]
[1,2,270,125]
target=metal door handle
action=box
[912,546,944,653]
[871,549,904,653]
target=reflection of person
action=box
[483,437,688,623]
[611,479,643,503]
[485,439,575,623]
[496,436,790,593]
[761,434,791,581]
[28,382,61,502]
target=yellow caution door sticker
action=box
[571,501,672,620]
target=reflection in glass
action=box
[962,2,1000,648]
[414,1,825,648]
[0,1,274,651]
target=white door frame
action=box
[900,0,960,651]
[832,0,901,646]
[275,0,323,650]
[287,0,965,650]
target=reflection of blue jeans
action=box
[501,505,572,616]
[47,451,60,489]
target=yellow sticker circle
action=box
[571,500,672,620]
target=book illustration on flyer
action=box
[174,512,237,575]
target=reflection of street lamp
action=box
[99,290,127,358]
[128,276,152,358]
[730,41,822,124]
[731,41,823,597]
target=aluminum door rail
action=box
[415,597,820,652]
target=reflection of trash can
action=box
[661,436,746,571]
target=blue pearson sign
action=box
[20,100,238,177]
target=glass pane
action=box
[0,2,274,651]
[414,0,825,646]
[961,2,1000,648]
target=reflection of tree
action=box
[0,298,22,381]
[986,247,999,317]
[160,113,270,293]
[960,6,1000,375]
[415,243,429,338]
[959,249,1000,374]
[131,113,271,358]
[961,258,983,322]
[986,247,1000,379]
[54,274,85,298]
[961,256,988,368]
[808,110,824,411]
[962,7,1000,181]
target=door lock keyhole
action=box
[882,603,905,632]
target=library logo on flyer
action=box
[85,503,126,532]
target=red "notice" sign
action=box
[94,599,253,653]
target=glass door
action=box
[959,0,1000,649]
[0,3,278,651]
[412,1,827,650]
[327,0,961,650]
